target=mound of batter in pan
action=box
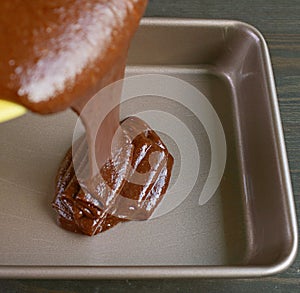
[52,117,174,236]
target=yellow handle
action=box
[0,100,26,123]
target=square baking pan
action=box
[0,18,297,278]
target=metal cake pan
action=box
[0,18,297,278]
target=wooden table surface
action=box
[1,0,299,292]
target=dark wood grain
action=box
[0,0,299,292]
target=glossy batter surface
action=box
[53,117,174,236]
[0,0,147,113]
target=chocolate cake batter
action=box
[0,0,174,235]
[54,117,173,235]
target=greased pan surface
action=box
[0,19,297,278]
